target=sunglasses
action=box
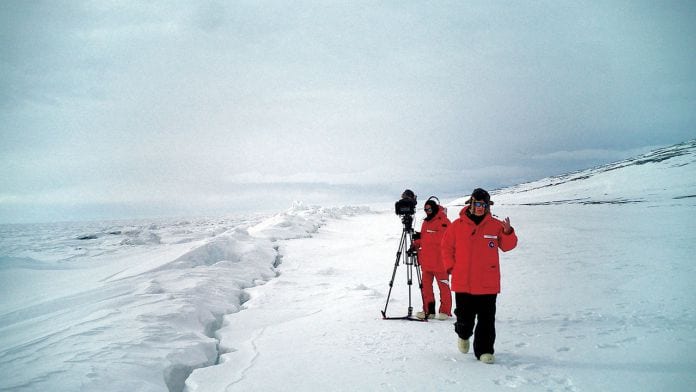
[424,207,432,211]
[472,201,488,208]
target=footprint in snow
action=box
[317,267,338,276]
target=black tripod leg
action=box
[382,230,408,317]
[414,257,426,319]
[381,261,399,317]
[406,258,413,317]
[406,251,425,319]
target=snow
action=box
[1,141,696,391]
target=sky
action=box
[1,0,695,223]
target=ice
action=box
[0,207,363,392]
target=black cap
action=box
[471,188,492,205]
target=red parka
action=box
[441,207,518,294]
[412,208,451,272]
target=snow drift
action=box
[0,204,368,392]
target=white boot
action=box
[479,353,495,364]
[436,313,450,320]
[457,338,469,353]
[415,311,434,320]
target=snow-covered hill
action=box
[452,139,696,207]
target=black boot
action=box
[427,301,436,315]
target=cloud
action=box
[529,146,659,163]
[1,1,695,223]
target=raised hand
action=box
[502,217,513,234]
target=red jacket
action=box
[412,208,451,272]
[441,208,518,294]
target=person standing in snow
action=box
[441,188,517,364]
[410,197,452,320]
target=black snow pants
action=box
[453,292,497,359]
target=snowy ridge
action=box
[249,201,370,240]
[0,203,369,392]
[451,139,696,207]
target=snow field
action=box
[2,141,695,391]
[0,206,368,392]
[187,200,696,391]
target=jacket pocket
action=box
[481,264,499,289]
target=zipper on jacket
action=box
[467,226,476,292]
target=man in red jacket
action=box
[441,188,517,364]
[411,198,452,320]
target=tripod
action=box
[381,215,426,321]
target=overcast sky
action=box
[1,1,694,223]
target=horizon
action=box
[2,138,692,225]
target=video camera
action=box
[394,189,417,216]
[395,189,417,231]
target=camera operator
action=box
[410,197,452,320]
